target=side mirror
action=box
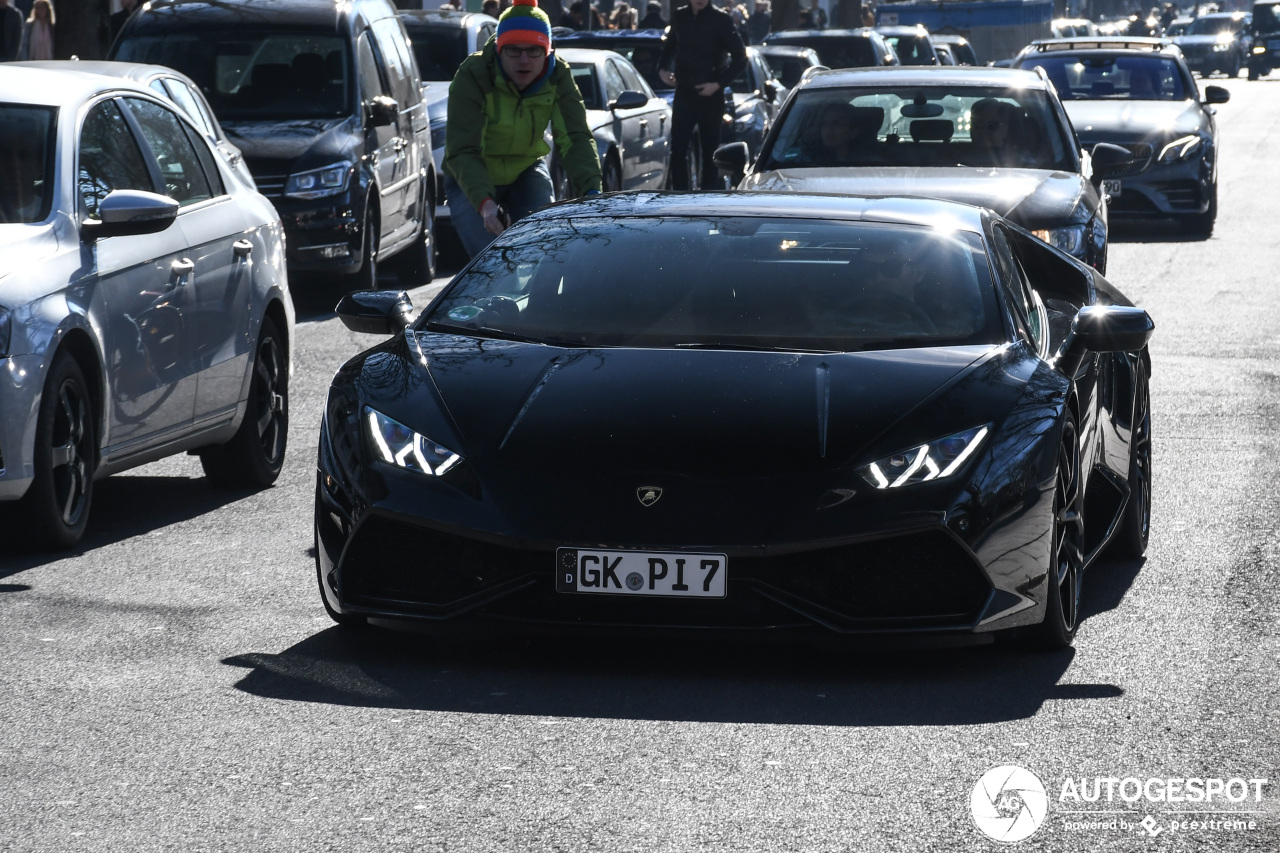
[1054,305,1154,377]
[1203,85,1230,105]
[367,95,399,128]
[610,90,649,111]
[712,141,749,186]
[336,289,415,335]
[1089,141,1135,182]
[82,189,179,239]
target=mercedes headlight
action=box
[364,407,461,476]
[1031,225,1086,256]
[1158,135,1202,163]
[285,161,353,200]
[858,425,990,489]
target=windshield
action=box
[1186,15,1243,35]
[408,28,468,80]
[114,31,352,121]
[422,216,1002,352]
[882,34,934,65]
[1255,3,1280,32]
[1023,55,1187,100]
[760,86,1074,170]
[764,35,877,68]
[0,105,56,224]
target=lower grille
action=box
[340,517,991,630]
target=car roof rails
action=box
[1028,37,1172,52]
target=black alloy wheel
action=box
[200,317,288,488]
[21,351,96,549]
[1108,361,1152,559]
[348,203,379,292]
[603,156,622,193]
[1030,411,1085,649]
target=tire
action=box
[1108,360,1151,559]
[395,189,436,287]
[1028,410,1084,650]
[19,351,96,550]
[346,203,378,292]
[1181,182,1217,237]
[603,156,622,193]
[199,317,288,489]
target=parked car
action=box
[0,66,294,549]
[763,28,899,70]
[112,0,437,290]
[398,9,498,230]
[934,42,957,64]
[1014,37,1228,235]
[316,191,1154,649]
[17,60,257,190]
[1052,17,1100,38]
[1164,16,1193,37]
[1248,0,1280,78]
[551,47,672,195]
[933,33,979,65]
[875,24,941,65]
[756,44,823,88]
[552,29,784,186]
[714,66,1132,272]
[1170,11,1252,77]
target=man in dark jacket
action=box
[637,0,665,28]
[658,0,746,190]
[0,0,23,61]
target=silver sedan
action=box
[0,65,294,549]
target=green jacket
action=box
[444,40,602,211]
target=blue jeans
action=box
[445,160,555,259]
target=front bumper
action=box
[1094,141,1214,218]
[0,353,46,501]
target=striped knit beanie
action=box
[496,0,553,50]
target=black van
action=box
[112,0,436,288]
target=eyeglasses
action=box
[501,45,548,59]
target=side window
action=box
[616,60,651,98]
[357,32,389,102]
[180,120,227,199]
[122,98,213,206]
[161,78,217,140]
[602,59,627,103]
[77,99,155,219]
[990,225,1034,342]
[371,19,416,107]
[479,23,496,45]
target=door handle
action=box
[171,258,194,277]
[233,239,253,257]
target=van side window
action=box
[371,18,419,108]
[78,99,155,219]
[357,32,389,102]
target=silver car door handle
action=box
[233,239,253,257]
[171,258,195,277]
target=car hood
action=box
[421,82,450,122]
[743,167,1090,227]
[220,116,359,164]
[366,335,1021,479]
[1064,100,1208,140]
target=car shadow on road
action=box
[0,474,262,580]
[223,621,1123,727]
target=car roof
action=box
[123,0,372,30]
[554,28,668,41]
[0,64,153,106]
[1020,37,1181,56]
[796,65,1049,90]
[556,47,620,66]
[398,9,497,28]
[756,44,821,57]
[876,25,932,35]
[14,59,198,87]
[769,27,880,37]
[538,190,991,232]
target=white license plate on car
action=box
[556,548,727,598]
[1103,179,1122,197]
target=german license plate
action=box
[556,548,727,598]
[1103,179,1122,197]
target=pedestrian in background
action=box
[17,0,54,60]
[658,0,746,189]
[610,1,637,29]
[0,0,23,61]
[443,0,602,258]
[108,0,136,47]
[747,0,770,43]
[637,0,666,28]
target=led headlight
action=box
[284,161,353,200]
[364,406,461,476]
[1213,41,1232,51]
[858,425,989,489]
[1253,45,1267,54]
[1157,135,1202,163]
[1031,225,1086,256]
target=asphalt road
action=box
[3,76,1279,853]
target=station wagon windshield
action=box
[423,216,1002,352]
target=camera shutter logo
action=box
[971,765,1049,843]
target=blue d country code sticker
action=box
[556,548,728,598]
